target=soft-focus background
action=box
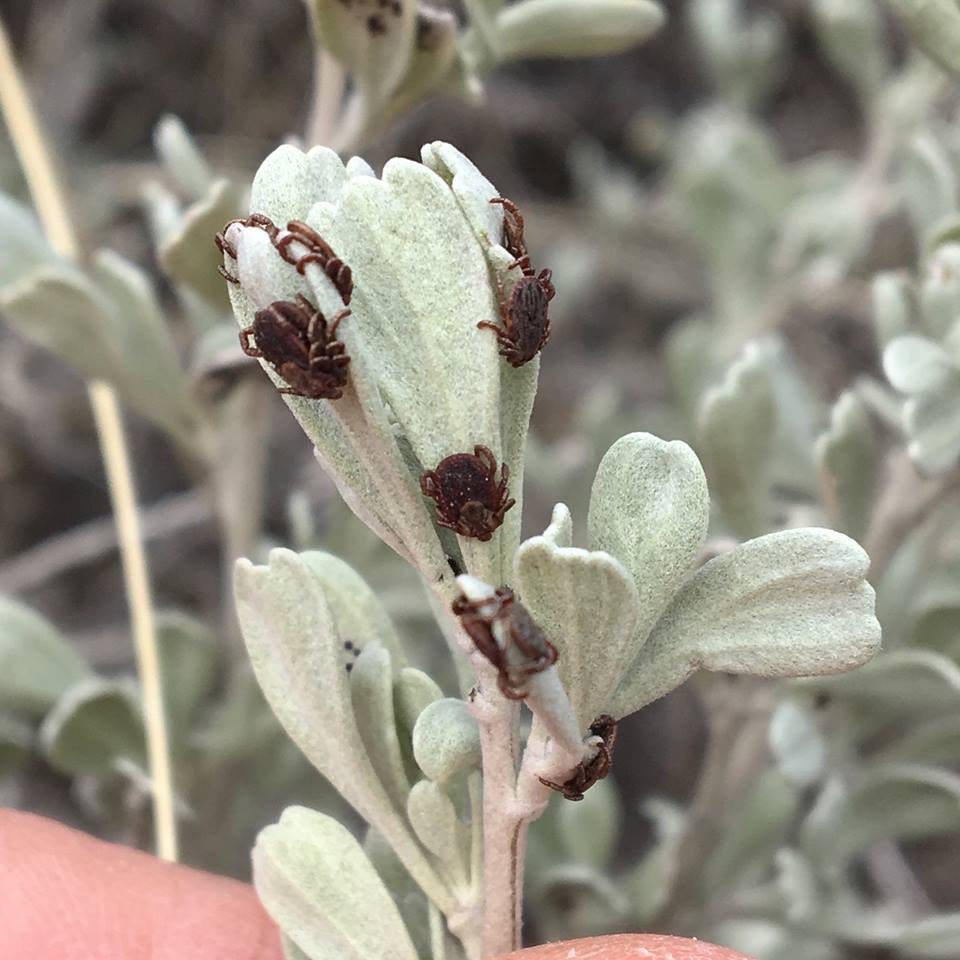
[1,1,958,956]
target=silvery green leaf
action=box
[802,765,960,873]
[688,0,783,108]
[301,551,406,664]
[412,698,481,784]
[304,0,416,114]
[815,390,877,539]
[698,341,776,539]
[0,193,58,286]
[904,379,960,473]
[854,912,960,959]
[588,432,709,659]
[628,798,685,923]
[0,596,88,715]
[159,178,243,309]
[884,335,956,394]
[385,7,459,121]
[153,115,213,199]
[885,0,960,75]
[811,0,886,99]
[872,271,914,349]
[0,711,32,776]
[350,643,411,811]
[919,243,960,339]
[39,677,144,777]
[769,699,825,787]
[903,134,960,249]
[406,780,470,887]
[0,257,195,440]
[879,715,960,765]
[515,505,640,732]
[534,864,631,940]
[774,848,820,923]
[395,667,444,734]
[234,549,452,910]
[254,806,419,960]
[156,610,217,734]
[557,775,620,869]
[664,315,716,420]
[491,0,664,60]
[250,145,349,227]
[325,158,502,469]
[810,648,960,717]
[611,528,880,717]
[703,770,798,894]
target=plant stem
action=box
[471,675,523,957]
[0,18,177,862]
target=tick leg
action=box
[239,329,262,357]
[328,308,350,337]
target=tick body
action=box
[479,196,555,367]
[239,294,351,400]
[538,715,618,801]
[215,215,353,305]
[420,445,514,541]
[452,586,558,700]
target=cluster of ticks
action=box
[215,197,615,801]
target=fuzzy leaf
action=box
[406,780,469,886]
[394,667,443,735]
[412,698,481,784]
[156,610,217,733]
[872,271,914,349]
[802,766,960,872]
[234,549,451,910]
[0,193,58,285]
[350,643,411,811]
[704,770,799,894]
[39,677,144,777]
[301,551,406,664]
[884,335,956,394]
[250,145,349,227]
[0,597,88,715]
[885,0,960,75]
[611,528,880,717]
[493,0,665,60]
[699,342,776,539]
[254,806,419,960]
[904,380,960,473]
[588,433,709,656]
[557,776,620,869]
[0,711,32,776]
[516,504,640,731]
[628,798,686,924]
[153,115,213,199]
[815,390,877,539]
[159,178,243,309]
[769,699,826,787]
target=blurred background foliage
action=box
[3,0,960,956]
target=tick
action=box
[215,213,280,284]
[240,294,351,400]
[478,196,555,367]
[420,445,514,541]
[273,220,353,305]
[452,586,557,700]
[538,715,618,801]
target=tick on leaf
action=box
[239,294,351,400]
[478,196,555,367]
[215,213,280,283]
[452,586,558,700]
[538,715,618,801]
[420,445,515,541]
[273,220,354,305]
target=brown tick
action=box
[452,586,558,700]
[538,715,618,801]
[215,214,279,283]
[240,294,351,400]
[478,196,555,367]
[215,215,353,305]
[420,445,514,541]
[273,220,353,305]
